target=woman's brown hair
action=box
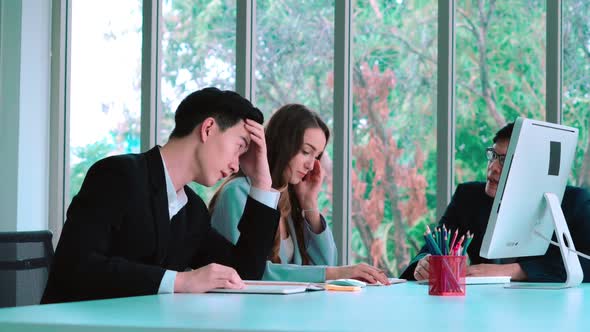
[209,104,330,265]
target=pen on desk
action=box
[443,225,449,255]
[449,229,458,254]
[430,226,437,248]
[324,284,361,292]
[462,232,474,256]
[437,227,442,254]
[456,234,465,247]
[424,233,435,254]
[440,227,444,254]
[452,235,464,256]
[425,226,442,255]
[433,227,437,250]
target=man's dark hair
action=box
[493,122,514,143]
[169,87,263,139]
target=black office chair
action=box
[0,230,54,307]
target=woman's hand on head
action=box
[294,159,324,206]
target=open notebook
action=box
[417,276,511,285]
[208,281,322,295]
[209,278,408,295]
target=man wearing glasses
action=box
[401,122,590,282]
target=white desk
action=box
[0,283,587,331]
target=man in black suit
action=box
[42,88,280,304]
[400,122,590,282]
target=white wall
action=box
[17,0,51,231]
[0,0,51,232]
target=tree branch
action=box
[457,8,479,41]
[388,29,437,65]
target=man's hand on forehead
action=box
[239,119,272,190]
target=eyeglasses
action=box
[485,147,506,166]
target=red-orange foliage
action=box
[351,62,428,273]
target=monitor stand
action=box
[506,192,583,289]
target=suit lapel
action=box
[145,147,171,265]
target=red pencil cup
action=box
[428,255,466,296]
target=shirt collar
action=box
[159,148,188,220]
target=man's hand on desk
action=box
[466,263,527,281]
[174,263,245,293]
[413,255,431,281]
[414,258,528,282]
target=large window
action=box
[563,0,590,189]
[159,0,237,203]
[351,0,438,276]
[255,0,335,221]
[68,0,142,202]
[56,0,585,262]
[455,0,546,184]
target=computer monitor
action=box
[480,117,583,288]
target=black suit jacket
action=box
[400,182,590,282]
[42,147,279,304]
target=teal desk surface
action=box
[0,283,588,332]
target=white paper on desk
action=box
[416,276,511,285]
[366,278,407,286]
[208,280,324,295]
